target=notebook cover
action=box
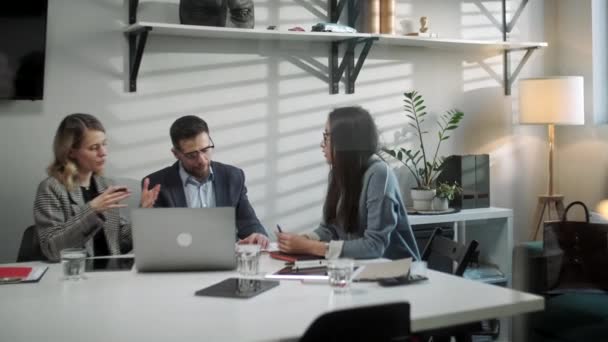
[0,267,32,279]
[0,266,48,284]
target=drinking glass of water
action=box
[60,248,86,280]
[327,258,355,292]
[235,244,261,276]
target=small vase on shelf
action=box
[432,197,449,211]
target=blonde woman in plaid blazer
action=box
[33,114,160,262]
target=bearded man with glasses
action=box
[142,115,269,247]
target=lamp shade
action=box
[519,76,585,125]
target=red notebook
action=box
[0,267,32,279]
[0,266,48,284]
[269,252,323,263]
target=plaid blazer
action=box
[33,175,132,262]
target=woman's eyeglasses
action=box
[322,131,330,145]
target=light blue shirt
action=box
[178,162,216,208]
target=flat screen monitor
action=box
[0,2,48,100]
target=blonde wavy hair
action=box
[47,113,105,191]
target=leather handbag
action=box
[543,201,608,293]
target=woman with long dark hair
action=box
[277,107,420,260]
[33,113,160,261]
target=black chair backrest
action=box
[421,228,479,276]
[300,302,410,342]
[17,225,46,262]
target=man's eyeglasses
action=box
[179,138,215,160]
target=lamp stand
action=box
[530,124,566,240]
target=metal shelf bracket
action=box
[126,26,151,92]
[129,0,139,25]
[328,0,375,94]
[502,0,533,95]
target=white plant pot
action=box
[432,197,449,211]
[411,189,436,211]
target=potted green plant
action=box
[432,181,463,210]
[383,90,464,210]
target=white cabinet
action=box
[409,207,514,285]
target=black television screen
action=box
[0,2,48,100]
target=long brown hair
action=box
[47,113,105,191]
[323,107,379,233]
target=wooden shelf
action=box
[375,34,547,52]
[126,22,547,52]
[124,21,378,93]
[124,0,546,94]
[127,22,374,42]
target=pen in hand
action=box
[276,224,283,233]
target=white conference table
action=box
[0,254,543,342]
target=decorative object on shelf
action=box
[405,16,438,37]
[437,155,490,209]
[179,0,254,28]
[419,16,428,33]
[382,91,464,211]
[288,26,305,32]
[367,0,380,33]
[311,23,357,33]
[379,0,395,34]
[518,76,584,241]
[433,181,463,211]
[227,0,254,28]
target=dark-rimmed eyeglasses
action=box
[179,137,215,160]
[322,131,330,145]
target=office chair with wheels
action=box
[17,225,46,262]
[421,228,498,342]
[299,302,411,342]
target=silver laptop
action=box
[132,208,236,272]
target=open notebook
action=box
[265,258,412,281]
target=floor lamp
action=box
[518,76,585,241]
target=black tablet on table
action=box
[195,278,280,299]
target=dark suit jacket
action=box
[144,161,267,239]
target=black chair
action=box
[17,225,46,262]
[421,227,478,277]
[421,228,498,342]
[299,302,411,342]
